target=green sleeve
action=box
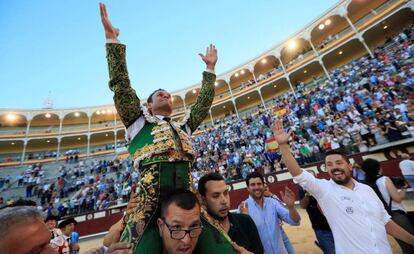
[187,71,216,132]
[106,43,142,128]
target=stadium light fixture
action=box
[107,109,112,114]
[77,137,81,140]
[338,51,343,55]
[74,112,80,117]
[288,40,297,50]
[235,73,239,77]
[318,24,325,30]
[247,96,250,99]
[383,25,388,30]
[101,110,106,114]
[324,19,331,26]
[273,84,277,88]
[223,105,226,109]
[96,110,101,115]
[45,113,51,118]
[192,89,197,94]
[303,70,308,74]
[6,113,17,121]
[46,140,50,143]
[240,70,245,75]
[11,142,15,145]
[105,133,109,137]
[214,82,219,87]
[261,58,267,64]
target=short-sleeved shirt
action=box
[293,170,392,254]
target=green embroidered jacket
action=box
[106,43,215,164]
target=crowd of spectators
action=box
[1,23,414,218]
[193,23,414,182]
[0,157,138,217]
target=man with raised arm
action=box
[272,119,414,254]
[99,3,238,254]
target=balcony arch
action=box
[280,38,314,69]
[30,113,60,135]
[26,138,58,161]
[362,8,414,50]
[61,111,89,133]
[229,68,255,92]
[310,15,353,53]
[253,55,282,84]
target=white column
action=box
[87,135,91,156]
[277,57,288,74]
[21,140,28,164]
[257,89,267,109]
[209,110,214,126]
[56,138,61,161]
[357,35,374,58]
[308,39,319,56]
[285,76,298,100]
[88,114,92,132]
[319,59,332,81]
[225,77,235,98]
[250,67,258,84]
[113,110,117,128]
[58,114,63,135]
[25,120,31,138]
[232,99,240,119]
[343,13,374,58]
[87,112,92,157]
[303,31,319,57]
[182,95,187,111]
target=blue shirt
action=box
[244,196,300,254]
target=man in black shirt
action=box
[198,173,264,254]
[299,171,335,254]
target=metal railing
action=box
[214,91,232,101]
[285,50,315,68]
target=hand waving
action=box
[280,186,296,208]
[199,44,218,71]
[272,119,292,145]
[99,3,120,40]
[238,201,249,215]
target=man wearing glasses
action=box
[157,190,203,254]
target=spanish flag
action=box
[266,138,279,151]
[273,107,287,117]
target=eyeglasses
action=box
[162,218,203,240]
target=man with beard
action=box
[198,173,264,254]
[240,172,300,254]
[272,119,414,254]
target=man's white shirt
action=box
[293,170,392,254]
